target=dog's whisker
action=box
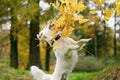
[46,46,52,49]
[82,48,94,56]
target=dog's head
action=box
[37,20,61,46]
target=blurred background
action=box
[0,0,120,80]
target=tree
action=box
[114,0,120,58]
[114,11,117,58]
[10,0,20,68]
[45,43,51,71]
[28,0,42,69]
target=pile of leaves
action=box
[94,65,120,80]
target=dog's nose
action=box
[37,33,43,39]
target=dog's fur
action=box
[31,21,91,80]
[31,66,51,80]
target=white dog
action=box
[31,66,51,80]
[31,21,91,80]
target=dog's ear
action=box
[77,38,92,50]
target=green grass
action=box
[0,57,120,80]
[69,72,97,80]
[0,57,97,80]
[0,57,33,80]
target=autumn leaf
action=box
[53,41,59,51]
[59,4,65,14]
[104,9,113,21]
[90,10,97,14]
[93,0,106,5]
[74,14,83,21]
[61,0,66,3]
[76,1,87,13]
[50,3,56,8]
[50,0,89,37]
[117,0,120,3]
[116,5,120,16]
[116,1,120,16]
[50,0,59,9]
[62,27,74,37]
[79,19,89,24]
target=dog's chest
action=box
[53,39,71,57]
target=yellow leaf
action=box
[56,0,59,6]
[93,0,106,5]
[74,14,83,21]
[79,19,89,24]
[59,4,64,14]
[90,10,97,14]
[50,3,56,8]
[116,4,120,16]
[104,17,109,21]
[104,9,113,21]
[61,0,66,3]
[101,0,106,4]
[62,27,74,37]
[76,1,87,13]
[50,0,60,9]
[117,0,120,3]
[53,41,59,51]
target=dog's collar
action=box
[51,35,61,45]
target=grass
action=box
[69,72,97,80]
[0,57,120,80]
[0,57,33,80]
[0,57,97,80]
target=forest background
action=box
[0,0,120,79]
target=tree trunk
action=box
[28,0,42,69]
[114,11,117,58]
[94,25,98,57]
[103,21,108,65]
[102,4,108,64]
[10,7,18,69]
[45,43,51,71]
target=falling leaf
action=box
[93,0,106,5]
[62,27,74,37]
[116,4,120,16]
[90,10,97,14]
[50,3,56,8]
[50,0,59,9]
[53,41,59,51]
[50,0,89,38]
[104,9,113,21]
[79,19,89,24]
[74,14,83,21]
[61,0,66,3]
[76,1,87,13]
[59,4,64,14]
[117,0,120,3]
